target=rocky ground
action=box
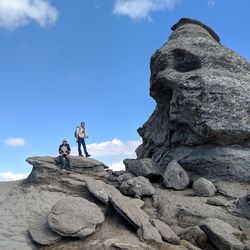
[0,156,250,250]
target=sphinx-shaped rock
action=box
[136,18,250,182]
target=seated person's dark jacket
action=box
[58,144,71,155]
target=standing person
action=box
[58,139,71,171]
[75,122,91,157]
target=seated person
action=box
[58,139,71,171]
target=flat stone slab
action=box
[199,218,245,250]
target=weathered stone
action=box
[48,197,105,238]
[135,17,250,182]
[199,218,245,250]
[86,178,120,204]
[123,158,161,177]
[237,192,250,219]
[179,226,207,249]
[192,178,216,197]
[163,160,189,190]
[151,218,180,245]
[137,223,163,243]
[29,213,62,245]
[117,172,135,184]
[119,176,155,197]
[206,197,228,207]
[244,240,250,250]
[180,240,202,250]
[26,156,108,185]
[109,193,150,229]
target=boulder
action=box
[244,240,250,250]
[137,223,163,243]
[151,218,180,245]
[108,189,162,243]
[117,172,135,184]
[123,158,161,177]
[163,160,189,190]
[179,226,208,249]
[119,176,155,197]
[135,17,250,182]
[199,218,245,250]
[48,197,105,238]
[206,198,228,207]
[237,192,250,219]
[86,178,120,204]
[192,178,216,197]
[109,193,150,229]
[29,213,62,246]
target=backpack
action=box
[74,127,79,138]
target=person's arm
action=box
[67,145,71,155]
[58,145,62,154]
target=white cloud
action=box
[109,162,125,171]
[72,138,141,157]
[5,137,26,147]
[207,0,215,7]
[113,0,178,20]
[0,172,29,181]
[0,0,58,29]
[71,138,141,170]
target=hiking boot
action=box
[86,154,91,158]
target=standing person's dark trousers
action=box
[78,137,89,157]
[59,154,71,170]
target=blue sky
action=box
[0,0,249,180]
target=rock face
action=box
[163,160,189,190]
[48,197,105,238]
[136,17,250,182]
[192,178,216,197]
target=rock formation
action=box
[136,17,250,182]
[1,18,250,250]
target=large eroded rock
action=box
[48,197,105,238]
[136,17,250,182]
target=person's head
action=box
[80,122,85,127]
[63,139,68,145]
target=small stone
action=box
[179,226,207,249]
[193,178,216,197]
[151,219,180,245]
[163,160,189,190]
[137,223,163,243]
[119,176,155,197]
